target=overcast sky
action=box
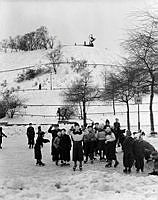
[0,0,157,54]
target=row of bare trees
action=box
[0,26,55,52]
[63,13,158,133]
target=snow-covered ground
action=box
[0,126,158,200]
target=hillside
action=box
[0,46,158,132]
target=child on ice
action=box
[34,126,50,166]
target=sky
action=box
[0,0,158,55]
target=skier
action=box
[48,124,60,161]
[34,127,50,166]
[122,130,135,173]
[68,123,84,171]
[105,127,119,168]
[26,123,35,148]
[0,127,7,149]
[60,128,71,166]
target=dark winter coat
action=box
[133,139,145,170]
[27,127,35,145]
[53,136,62,161]
[34,136,49,160]
[142,140,155,161]
[113,122,120,142]
[122,136,135,168]
[48,127,60,156]
[60,134,71,162]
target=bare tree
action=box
[63,71,99,127]
[102,65,140,131]
[123,13,158,133]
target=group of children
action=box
[26,119,158,175]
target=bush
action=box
[16,67,50,83]
[58,105,77,120]
[0,101,7,118]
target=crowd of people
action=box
[26,119,158,175]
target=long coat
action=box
[133,139,145,170]
[34,136,49,160]
[122,136,135,168]
[60,134,71,162]
[27,127,35,145]
[48,127,60,158]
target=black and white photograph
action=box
[0,0,158,199]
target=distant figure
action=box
[39,83,41,90]
[104,119,110,129]
[26,123,35,149]
[57,108,61,121]
[34,127,50,166]
[89,34,96,47]
[0,127,7,149]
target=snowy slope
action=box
[0,47,158,132]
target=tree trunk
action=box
[79,102,83,119]
[126,101,130,131]
[112,97,116,115]
[150,77,155,132]
[83,101,87,128]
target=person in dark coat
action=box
[0,127,7,149]
[26,123,35,148]
[69,123,84,171]
[53,131,62,166]
[141,140,156,162]
[48,124,60,161]
[104,119,110,129]
[133,135,145,172]
[34,127,50,166]
[113,118,120,147]
[60,128,71,166]
[122,130,135,173]
[83,125,96,164]
[105,127,119,168]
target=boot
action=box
[123,168,128,173]
[39,162,45,166]
[114,160,119,168]
[128,168,131,173]
[105,161,112,167]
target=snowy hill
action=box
[0,46,158,132]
